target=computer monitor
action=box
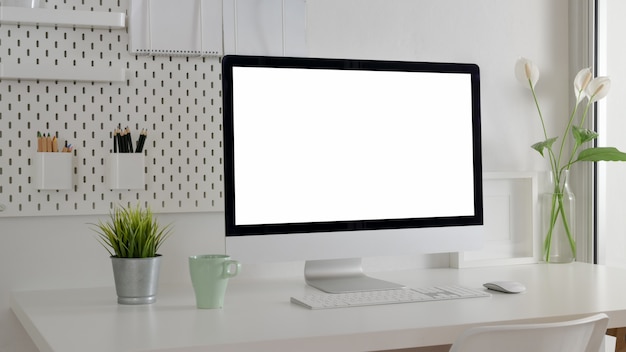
[222,55,483,293]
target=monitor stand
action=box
[304,258,405,294]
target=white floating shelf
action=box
[0,63,126,82]
[0,6,126,29]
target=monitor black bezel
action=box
[222,55,483,237]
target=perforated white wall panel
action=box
[0,0,223,217]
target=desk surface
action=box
[11,262,626,352]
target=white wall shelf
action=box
[0,6,126,29]
[0,7,126,82]
[0,63,126,82]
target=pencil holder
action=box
[107,153,145,190]
[35,153,73,190]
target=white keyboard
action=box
[291,285,490,310]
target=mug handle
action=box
[222,260,241,278]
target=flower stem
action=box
[556,93,585,175]
[529,81,559,173]
[557,194,577,257]
[543,176,576,262]
[565,100,593,169]
[527,78,577,262]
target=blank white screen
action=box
[232,66,476,225]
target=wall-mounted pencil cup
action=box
[35,153,72,190]
[107,153,145,190]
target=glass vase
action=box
[541,170,576,263]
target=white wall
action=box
[0,1,570,351]
[307,0,570,173]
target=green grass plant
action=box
[91,203,172,258]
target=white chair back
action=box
[449,313,609,352]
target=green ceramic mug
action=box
[189,254,241,309]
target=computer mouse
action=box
[483,281,526,294]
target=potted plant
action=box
[91,203,172,304]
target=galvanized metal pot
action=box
[111,255,162,304]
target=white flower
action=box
[515,57,539,89]
[574,68,592,103]
[585,76,611,103]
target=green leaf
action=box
[576,147,626,162]
[89,203,173,258]
[572,126,598,145]
[531,137,558,157]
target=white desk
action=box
[11,262,626,352]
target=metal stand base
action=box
[304,258,405,293]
